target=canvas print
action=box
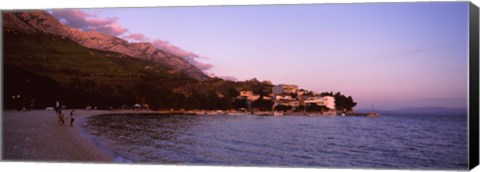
[1,2,474,170]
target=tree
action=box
[233,97,247,110]
[306,103,329,112]
[252,98,274,111]
[319,91,357,111]
[274,105,292,112]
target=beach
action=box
[2,109,119,162]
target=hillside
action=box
[2,30,275,110]
[3,10,209,80]
[3,31,197,109]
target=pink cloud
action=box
[192,61,213,71]
[50,9,213,72]
[152,39,212,71]
[50,10,96,27]
[93,23,128,36]
[152,39,199,58]
[50,9,128,36]
[123,33,150,42]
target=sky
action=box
[49,2,470,110]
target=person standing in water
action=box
[70,109,75,127]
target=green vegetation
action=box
[320,91,358,111]
[3,31,357,112]
[4,31,194,109]
[3,31,275,110]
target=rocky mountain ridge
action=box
[3,10,209,80]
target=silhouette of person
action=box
[70,109,75,127]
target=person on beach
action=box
[55,100,64,125]
[70,109,75,127]
[58,112,65,126]
[55,100,61,113]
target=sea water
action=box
[83,113,468,169]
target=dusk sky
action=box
[49,2,469,110]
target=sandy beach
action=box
[2,109,125,163]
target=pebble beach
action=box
[2,110,115,162]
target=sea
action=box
[82,113,468,170]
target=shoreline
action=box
[2,110,121,162]
[2,109,379,163]
[154,109,380,117]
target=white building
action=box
[273,94,293,100]
[305,95,335,110]
[323,96,335,110]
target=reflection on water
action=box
[84,113,468,169]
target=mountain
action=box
[2,10,276,110]
[3,10,209,81]
[3,29,199,109]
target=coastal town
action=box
[8,79,378,117]
[236,84,336,115]
[155,83,380,117]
